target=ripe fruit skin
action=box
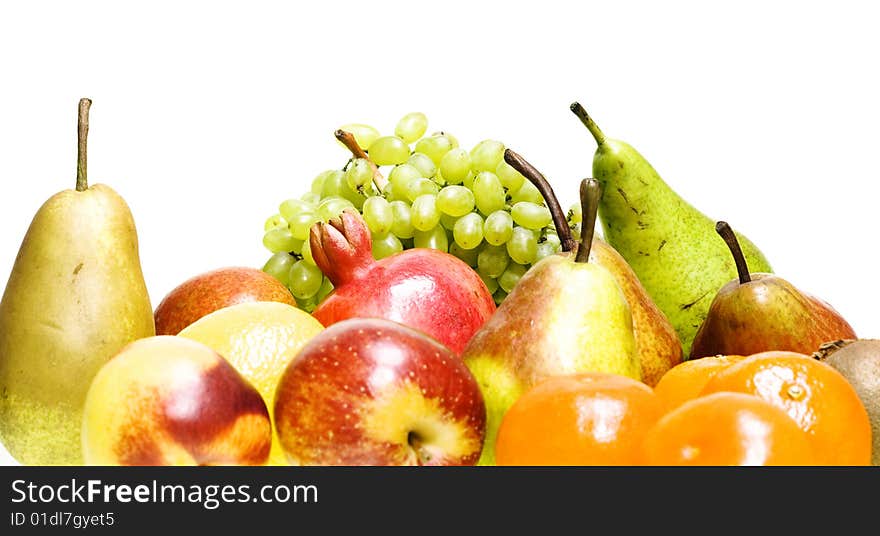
[154,266,296,336]
[82,336,271,466]
[653,354,748,412]
[177,301,324,465]
[813,339,880,466]
[310,209,495,355]
[273,318,486,466]
[700,350,872,466]
[640,392,817,466]
[495,372,663,466]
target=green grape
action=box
[362,196,394,235]
[479,272,499,294]
[498,262,527,293]
[403,178,440,202]
[262,252,296,287]
[316,277,334,302]
[434,131,459,148]
[279,198,314,222]
[344,158,373,191]
[317,196,355,222]
[431,169,447,187]
[439,212,459,230]
[477,244,510,279]
[311,169,337,195]
[567,202,582,225]
[438,148,471,185]
[436,185,475,217]
[411,194,440,231]
[413,225,448,252]
[368,135,410,166]
[509,180,544,205]
[288,260,323,300]
[407,152,436,179]
[295,295,318,313]
[337,123,381,151]
[300,192,322,205]
[263,227,302,254]
[450,241,479,267]
[506,226,538,265]
[372,232,404,259]
[414,134,454,165]
[511,201,552,230]
[382,181,401,202]
[390,200,415,239]
[453,212,484,250]
[462,171,477,190]
[288,211,321,241]
[495,160,526,192]
[535,241,557,263]
[483,210,514,245]
[470,139,505,172]
[321,169,365,209]
[301,239,316,265]
[264,213,287,232]
[319,169,346,198]
[388,163,422,186]
[543,231,562,250]
[472,171,506,215]
[395,112,428,143]
[493,288,508,306]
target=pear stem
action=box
[76,98,92,192]
[575,179,601,263]
[334,129,388,193]
[570,102,606,146]
[715,221,751,284]
[502,149,577,252]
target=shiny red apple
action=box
[273,318,486,466]
[309,209,495,355]
[154,266,296,335]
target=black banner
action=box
[1,466,877,532]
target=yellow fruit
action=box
[178,301,323,465]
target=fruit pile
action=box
[0,98,877,467]
[259,112,580,312]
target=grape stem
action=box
[503,149,577,252]
[76,98,92,192]
[715,221,752,284]
[576,179,601,263]
[334,129,388,193]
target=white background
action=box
[1,1,878,465]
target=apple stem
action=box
[570,102,606,146]
[76,98,92,192]
[502,149,577,252]
[334,129,388,193]
[575,179,601,263]
[715,221,752,284]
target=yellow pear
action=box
[0,99,155,465]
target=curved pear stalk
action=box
[500,147,683,386]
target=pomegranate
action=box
[309,209,496,355]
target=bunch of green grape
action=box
[260,112,583,312]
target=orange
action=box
[495,372,663,466]
[699,350,872,465]
[653,354,748,412]
[640,391,817,466]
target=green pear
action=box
[0,98,155,465]
[462,178,640,466]
[570,103,773,356]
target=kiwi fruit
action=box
[813,339,880,465]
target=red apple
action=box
[274,318,486,466]
[154,266,296,335]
